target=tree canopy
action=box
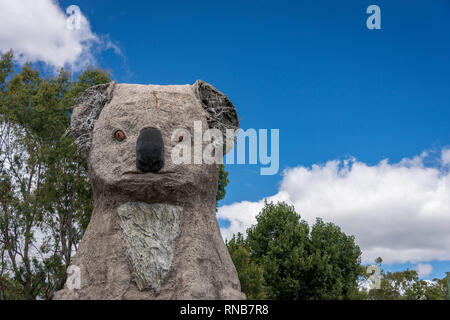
[360,257,448,300]
[0,50,111,299]
[227,201,363,300]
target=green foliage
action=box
[216,164,229,207]
[306,218,363,299]
[226,233,267,299]
[0,275,23,300]
[423,276,448,300]
[231,201,363,300]
[0,51,110,299]
[362,261,449,300]
[0,50,13,95]
[374,257,383,265]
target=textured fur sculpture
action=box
[54,81,245,299]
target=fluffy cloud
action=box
[415,263,433,277]
[218,149,450,264]
[442,148,450,166]
[0,0,118,70]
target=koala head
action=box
[68,80,239,203]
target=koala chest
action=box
[116,202,182,292]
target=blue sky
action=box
[1,0,449,280]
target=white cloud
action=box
[218,148,450,264]
[0,0,118,71]
[442,148,450,166]
[415,263,433,277]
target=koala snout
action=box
[136,127,165,173]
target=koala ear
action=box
[193,80,239,154]
[67,81,116,158]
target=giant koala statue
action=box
[53,80,245,300]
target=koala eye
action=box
[172,128,190,144]
[114,130,126,142]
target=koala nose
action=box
[136,127,165,173]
